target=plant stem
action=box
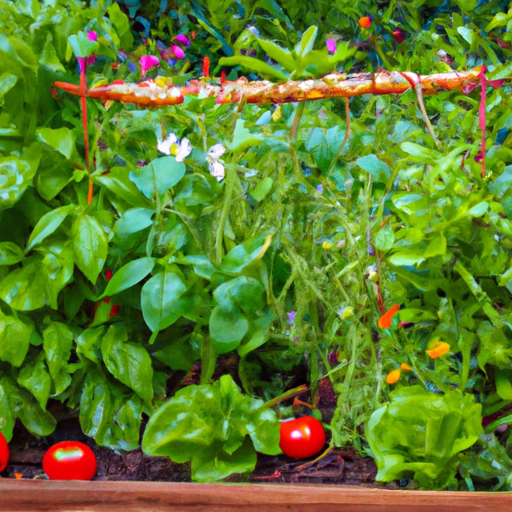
[327,97,350,176]
[264,384,310,408]
[215,163,237,266]
[79,61,93,205]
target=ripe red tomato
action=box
[43,441,97,480]
[279,416,326,459]
[0,432,9,472]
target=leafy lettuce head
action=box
[366,385,483,489]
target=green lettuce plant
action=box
[142,374,281,482]
[367,386,483,489]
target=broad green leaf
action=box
[181,255,216,280]
[374,225,394,251]
[141,266,188,332]
[220,233,272,274]
[37,127,77,160]
[0,381,15,441]
[17,352,51,410]
[0,377,56,438]
[0,241,23,265]
[79,368,112,440]
[228,120,264,151]
[68,31,97,58]
[43,321,73,393]
[389,252,425,267]
[0,309,32,367]
[250,177,273,201]
[209,305,249,353]
[99,257,154,299]
[219,56,288,81]
[26,205,74,251]
[356,155,391,183]
[114,208,154,237]
[0,73,17,98]
[294,26,318,57]
[213,276,265,316]
[424,233,447,258]
[401,142,441,164]
[495,370,512,401]
[72,215,108,284]
[100,325,154,403]
[129,157,186,199]
[257,39,294,71]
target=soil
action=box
[0,377,386,487]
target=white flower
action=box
[176,138,192,162]
[157,133,192,162]
[207,144,226,162]
[157,133,178,155]
[206,143,226,181]
[209,161,225,181]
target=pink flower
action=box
[175,34,191,47]
[326,39,336,53]
[139,55,160,75]
[87,30,98,42]
[78,31,98,70]
[172,45,186,59]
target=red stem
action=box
[79,61,93,204]
[479,66,487,178]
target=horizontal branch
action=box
[55,68,485,107]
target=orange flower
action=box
[386,369,401,384]
[359,16,372,28]
[426,341,450,359]
[378,304,400,329]
[400,362,412,371]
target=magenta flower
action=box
[175,34,191,47]
[172,45,186,59]
[326,39,337,53]
[139,55,160,76]
[287,310,297,325]
[87,30,98,42]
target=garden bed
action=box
[2,480,512,512]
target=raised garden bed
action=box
[3,480,512,512]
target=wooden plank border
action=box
[1,480,511,512]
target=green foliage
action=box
[142,375,281,482]
[1,0,512,488]
[367,386,483,489]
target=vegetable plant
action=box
[42,441,97,481]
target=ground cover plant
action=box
[2,0,512,490]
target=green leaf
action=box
[141,266,188,332]
[209,305,249,353]
[37,127,78,161]
[68,31,97,59]
[114,208,154,237]
[213,276,265,316]
[495,370,512,401]
[220,233,272,274]
[250,177,273,201]
[99,257,154,299]
[72,215,108,284]
[17,352,51,410]
[424,233,447,258]
[0,309,32,367]
[219,56,288,81]
[142,375,280,482]
[0,381,15,441]
[100,324,154,403]
[374,225,394,251]
[79,368,112,440]
[0,73,17,98]
[129,157,186,199]
[26,205,74,252]
[181,255,216,280]
[228,120,264,151]
[355,155,391,183]
[0,377,56,438]
[43,321,73,393]
[257,39,294,71]
[0,241,23,265]
[294,26,318,57]
[389,252,425,267]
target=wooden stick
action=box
[2,480,512,512]
[54,68,484,107]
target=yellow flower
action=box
[426,341,450,359]
[271,105,282,121]
[340,306,354,319]
[322,241,333,249]
[400,362,413,371]
[386,369,401,384]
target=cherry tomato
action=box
[279,416,326,459]
[43,441,97,480]
[0,432,9,472]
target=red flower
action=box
[359,16,372,28]
[378,304,400,329]
[392,29,407,44]
[203,56,210,77]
